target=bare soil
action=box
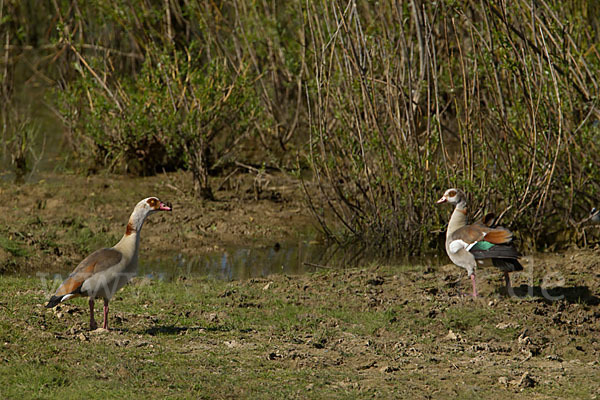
[1,171,600,398]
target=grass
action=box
[1,258,600,399]
[0,235,30,258]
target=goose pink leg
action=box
[470,274,478,297]
[103,299,110,330]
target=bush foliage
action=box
[302,1,600,253]
[2,0,600,253]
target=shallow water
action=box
[138,240,378,281]
[35,239,439,283]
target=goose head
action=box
[436,188,467,206]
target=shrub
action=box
[302,0,600,254]
[55,46,262,198]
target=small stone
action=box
[518,372,536,388]
[77,333,88,341]
[522,349,533,361]
[207,313,219,322]
[446,329,460,341]
[358,361,377,370]
[518,334,531,345]
[498,377,508,387]
[518,329,531,345]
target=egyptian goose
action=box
[46,197,172,330]
[436,189,523,297]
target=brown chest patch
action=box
[126,221,135,235]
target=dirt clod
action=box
[77,333,88,341]
[517,372,536,388]
[446,329,461,341]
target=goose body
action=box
[437,189,523,297]
[46,197,172,329]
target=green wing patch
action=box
[470,240,495,251]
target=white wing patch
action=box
[61,293,76,302]
[449,239,478,253]
[466,241,478,251]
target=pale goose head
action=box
[436,188,467,206]
[126,197,172,235]
[139,197,173,213]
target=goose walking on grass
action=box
[436,189,523,297]
[46,197,172,330]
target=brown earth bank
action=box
[3,170,600,277]
[0,170,318,275]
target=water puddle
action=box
[138,240,373,281]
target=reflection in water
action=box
[1,87,65,183]
[139,240,371,281]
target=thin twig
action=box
[303,262,331,269]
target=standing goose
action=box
[46,197,172,330]
[436,189,523,297]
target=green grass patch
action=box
[0,234,29,257]
[1,263,599,399]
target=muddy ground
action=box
[1,171,600,398]
[0,170,317,275]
